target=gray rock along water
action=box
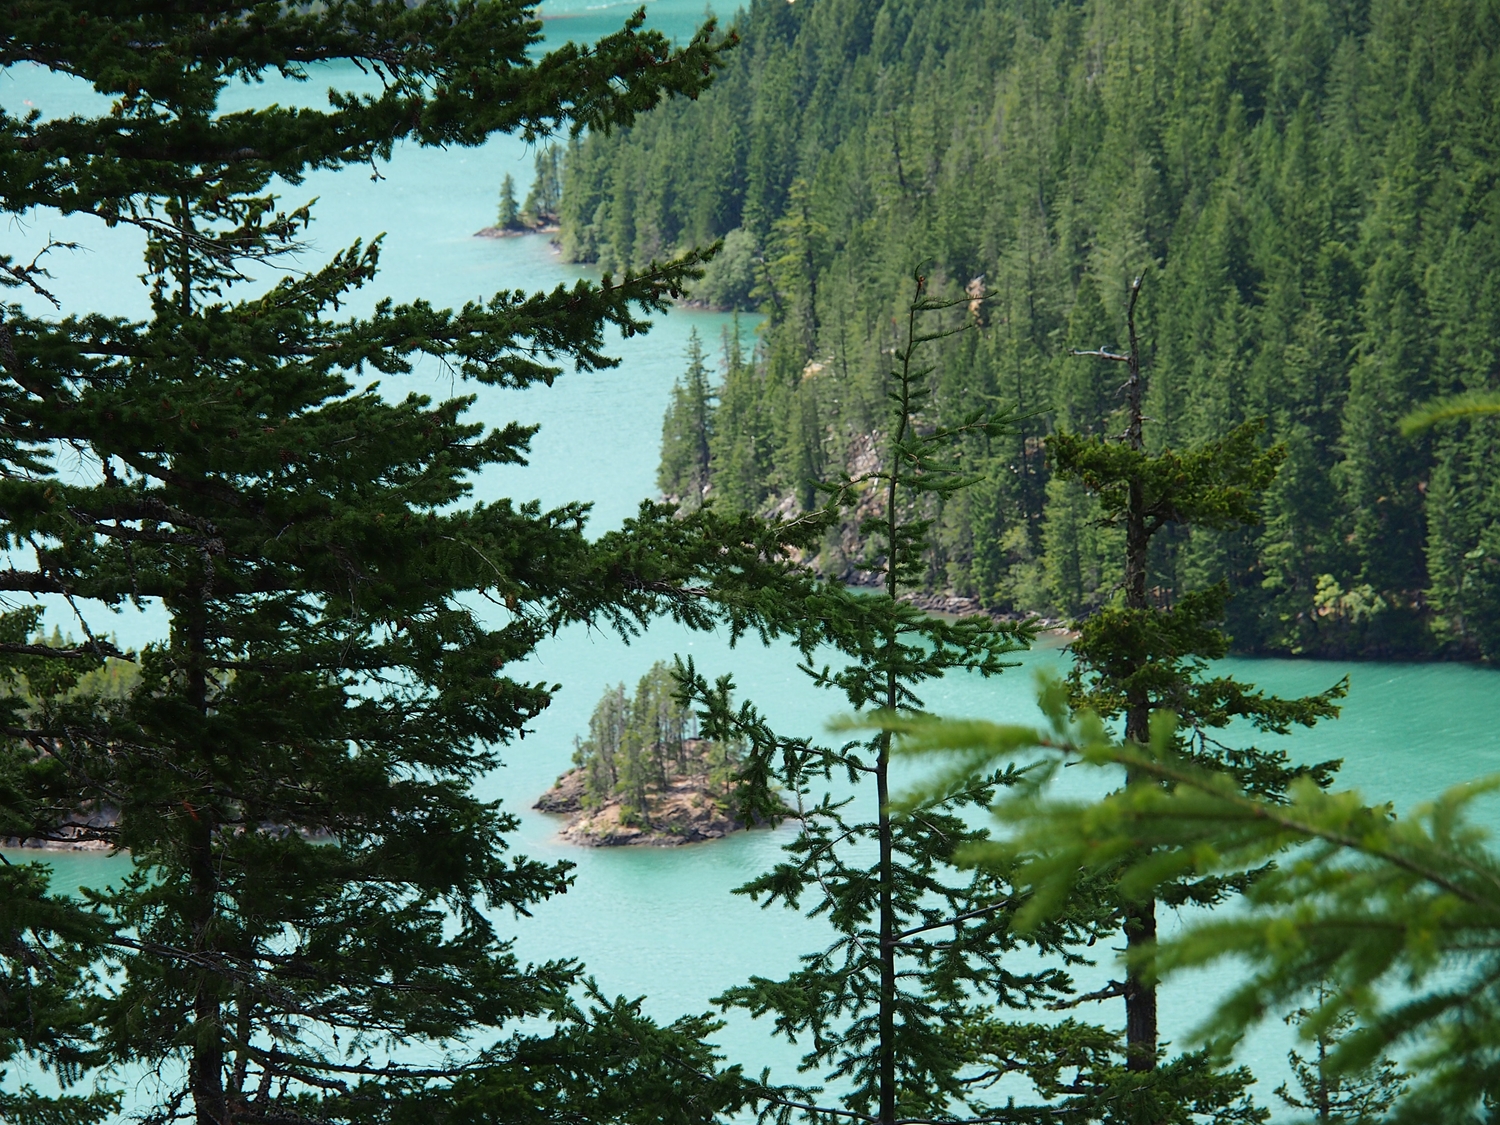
[5,0,1500,1111]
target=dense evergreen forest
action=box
[13,5,1500,1123]
[560,0,1500,661]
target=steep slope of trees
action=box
[561,0,1500,659]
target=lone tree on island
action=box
[498,171,523,229]
[0,4,816,1124]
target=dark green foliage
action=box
[1275,993,1407,1124]
[658,330,715,509]
[693,228,759,310]
[0,850,118,1125]
[1048,421,1282,540]
[708,322,775,514]
[572,661,740,817]
[520,144,564,228]
[563,0,1500,659]
[0,3,841,1123]
[498,173,522,229]
[0,614,120,1125]
[1400,393,1500,654]
[323,986,753,1125]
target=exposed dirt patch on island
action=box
[535,765,760,847]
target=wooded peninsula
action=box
[560,0,1499,661]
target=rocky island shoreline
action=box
[535,762,758,847]
[536,661,762,848]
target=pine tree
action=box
[658,329,715,508]
[708,320,771,513]
[0,4,820,1123]
[498,172,523,229]
[1051,276,1346,1073]
[684,274,1173,1125]
[579,684,629,807]
[521,143,564,228]
[1275,993,1407,1124]
[1401,392,1500,653]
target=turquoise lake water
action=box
[4,0,1500,1112]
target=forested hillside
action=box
[559,0,1500,660]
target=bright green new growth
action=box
[885,684,1472,1123]
[1399,389,1500,435]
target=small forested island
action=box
[536,662,754,846]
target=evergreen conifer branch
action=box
[880,689,1477,1122]
[1399,390,1500,435]
[0,5,773,1123]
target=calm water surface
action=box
[4,1,1500,1112]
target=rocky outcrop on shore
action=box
[535,767,755,847]
[2,805,119,851]
[834,577,1073,634]
[473,223,560,239]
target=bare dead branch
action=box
[1046,979,1127,1010]
[0,240,79,308]
[0,640,130,661]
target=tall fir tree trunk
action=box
[189,814,227,1125]
[1056,266,1345,1100]
[1118,279,1158,1072]
[876,328,912,1125]
[876,727,896,1125]
[183,596,227,1123]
